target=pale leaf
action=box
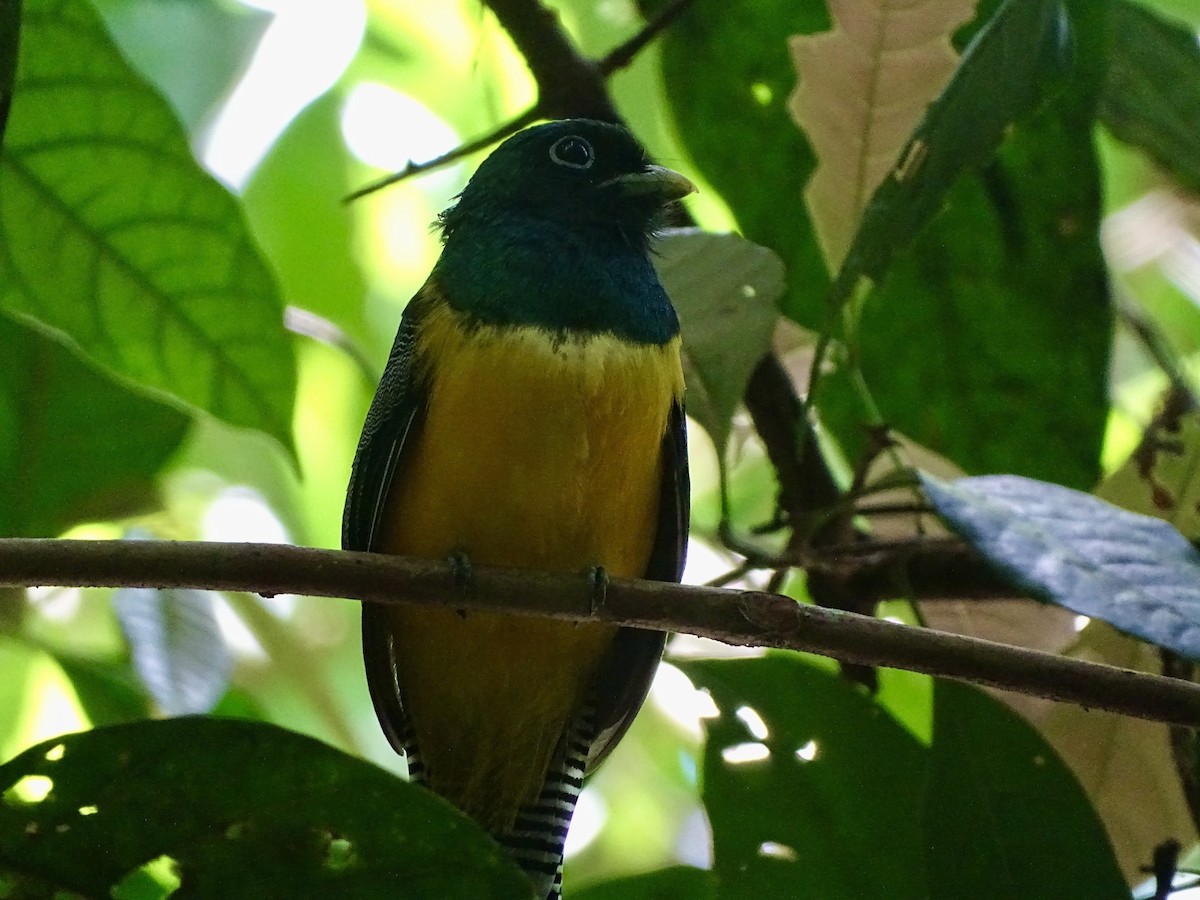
[789,0,975,270]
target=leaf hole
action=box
[4,774,54,805]
[111,854,181,900]
[44,744,66,762]
[322,832,357,872]
[721,742,770,765]
[79,805,99,816]
[750,82,773,106]
[758,841,798,861]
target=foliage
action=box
[1,0,1200,896]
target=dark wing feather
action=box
[343,289,431,755]
[586,400,689,770]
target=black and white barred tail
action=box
[495,708,596,900]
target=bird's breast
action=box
[377,297,684,827]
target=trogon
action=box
[343,118,692,899]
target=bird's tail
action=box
[495,708,596,900]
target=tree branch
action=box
[3,538,1200,727]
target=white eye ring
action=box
[549,135,595,170]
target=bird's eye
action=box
[549,135,595,170]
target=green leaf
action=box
[921,473,1200,658]
[0,718,531,899]
[112,568,232,716]
[574,866,716,900]
[0,0,296,449]
[639,0,832,326]
[924,681,1126,899]
[684,655,928,900]
[0,317,188,538]
[842,99,1111,487]
[1100,0,1200,193]
[653,229,783,451]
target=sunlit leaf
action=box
[49,652,151,728]
[1100,0,1200,193]
[790,0,974,269]
[653,229,783,452]
[0,0,296,448]
[684,655,928,900]
[0,718,530,898]
[0,318,188,538]
[924,682,1126,899]
[921,473,1200,658]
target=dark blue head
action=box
[434,119,694,344]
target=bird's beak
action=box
[602,165,696,202]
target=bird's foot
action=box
[448,552,473,617]
[585,566,608,618]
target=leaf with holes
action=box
[683,655,928,900]
[653,229,783,453]
[0,718,530,898]
[0,0,295,449]
[921,473,1200,658]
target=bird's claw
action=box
[586,566,608,618]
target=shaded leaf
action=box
[1100,0,1200,193]
[0,0,296,448]
[684,655,928,900]
[790,0,974,268]
[574,866,716,900]
[112,575,231,716]
[921,473,1200,658]
[0,718,530,899]
[0,317,188,538]
[924,681,1126,899]
[653,229,783,451]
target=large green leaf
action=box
[0,718,530,899]
[844,100,1111,487]
[0,317,188,538]
[1101,0,1200,193]
[924,682,1126,899]
[922,473,1200,659]
[0,0,296,448]
[684,655,929,900]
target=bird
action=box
[343,118,692,899]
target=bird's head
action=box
[439,119,694,249]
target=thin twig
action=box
[3,538,1200,726]
[343,108,540,202]
[598,0,698,75]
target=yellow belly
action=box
[379,301,684,830]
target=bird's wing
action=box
[343,289,430,756]
[585,400,689,771]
